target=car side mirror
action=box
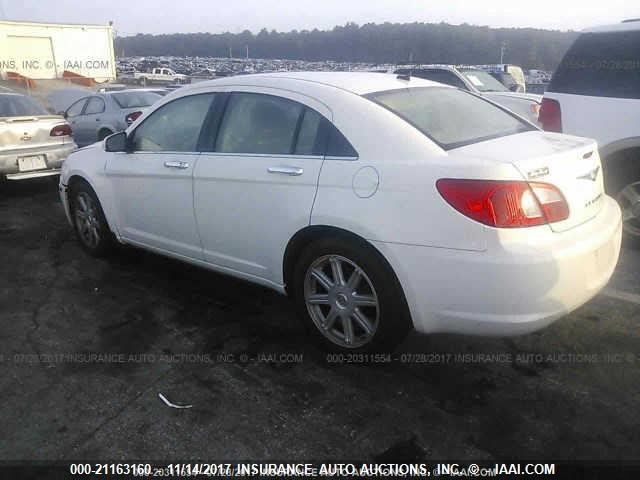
[509,84,520,92]
[104,131,128,152]
[59,111,68,118]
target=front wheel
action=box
[69,182,113,257]
[292,237,411,352]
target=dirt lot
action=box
[1,177,639,462]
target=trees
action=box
[116,22,577,70]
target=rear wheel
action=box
[292,237,411,352]
[616,181,640,244]
[606,154,640,247]
[69,181,113,257]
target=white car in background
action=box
[540,19,640,242]
[59,72,621,352]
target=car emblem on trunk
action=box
[20,133,31,141]
[527,166,549,179]
[577,166,600,181]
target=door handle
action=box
[267,166,303,176]
[164,161,189,169]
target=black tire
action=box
[98,129,113,141]
[605,157,640,248]
[291,237,412,353]
[69,180,113,257]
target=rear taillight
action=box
[436,179,569,228]
[50,124,72,137]
[125,111,143,125]
[539,98,562,132]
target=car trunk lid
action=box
[450,131,605,232]
[0,115,72,152]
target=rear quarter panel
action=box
[311,92,524,252]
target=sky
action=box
[1,0,637,36]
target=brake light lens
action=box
[50,124,72,137]
[125,111,143,125]
[436,179,569,228]
[539,98,562,132]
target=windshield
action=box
[0,94,49,117]
[111,91,161,109]
[460,70,509,92]
[367,87,532,150]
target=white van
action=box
[540,20,640,242]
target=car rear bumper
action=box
[373,195,622,336]
[0,143,77,177]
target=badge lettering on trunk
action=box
[527,167,549,179]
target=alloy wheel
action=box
[303,254,380,348]
[74,192,101,249]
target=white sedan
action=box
[59,72,622,352]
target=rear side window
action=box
[368,87,532,150]
[132,93,215,152]
[66,98,87,117]
[324,121,358,157]
[84,97,105,115]
[294,109,358,157]
[294,108,324,155]
[549,31,640,99]
[216,93,303,155]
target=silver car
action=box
[394,65,542,125]
[63,90,161,147]
[0,93,76,181]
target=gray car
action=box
[0,93,76,181]
[63,90,161,147]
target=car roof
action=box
[583,20,640,33]
[187,71,443,96]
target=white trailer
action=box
[0,20,116,82]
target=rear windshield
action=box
[111,91,161,109]
[460,70,509,92]
[549,31,640,99]
[367,87,532,150]
[0,94,48,117]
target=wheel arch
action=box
[282,224,412,323]
[66,174,118,237]
[600,140,640,194]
